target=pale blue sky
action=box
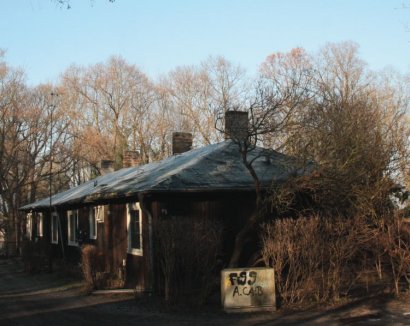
[0,0,409,85]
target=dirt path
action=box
[0,258,134,325]
[0,258,409,325]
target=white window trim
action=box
[89,207,98,240]
[51,212,59,244]
[127,202,143,256]
[67,210,79,246]
[37,213,43,237]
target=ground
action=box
[0,258,409,325]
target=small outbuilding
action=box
[20,112,309,291]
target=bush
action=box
[261,213,410,306]
[81,244,104,290]
[261,215,360,304]
[155,217,222,305]
[372,213,410,295]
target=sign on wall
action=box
[221,267,276,312]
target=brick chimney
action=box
[172,132,193,154]
[225,111,248,141]
[98,160,114,175]
[123,150,141,168]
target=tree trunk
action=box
[228,190,264,268]
[228,144,266,268]
[228,213,257,267]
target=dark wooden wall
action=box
[150,192,256,265]
[31,191,257,291]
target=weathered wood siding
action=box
[33,191,257,291]
[109,204,128,277]
[150,192,256,266]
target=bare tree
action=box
[202,55,248,121]
[0,57,28,254]
[226,48,313,267]
[225,43,409,267]
[0,52,74,254]
[258,43,410,303]
[60,56,156,171]
[282,42,410,217]
[160,56,247,147]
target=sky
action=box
[0,0,409,86]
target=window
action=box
[26,213,32,240]
[36,213,43,237]
[127,202,142,256]
[51,213,59,244]
[89,207,98,240]
[67,210,79,246]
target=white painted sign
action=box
[221,267,276,312]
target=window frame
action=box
[126,202,143,256]
[67,210,79,246]
[51,212,59,244]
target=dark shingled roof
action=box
[20,140,311,211]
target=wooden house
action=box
[20,112,310,291]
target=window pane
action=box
[69,215,74,241]
[90,208,96,238]
[52,215,58,243]
[26,214,32,240]
[37,214,43,236]
[130,209,141,249]
[68,212,78,243]
[75,213,78,240]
